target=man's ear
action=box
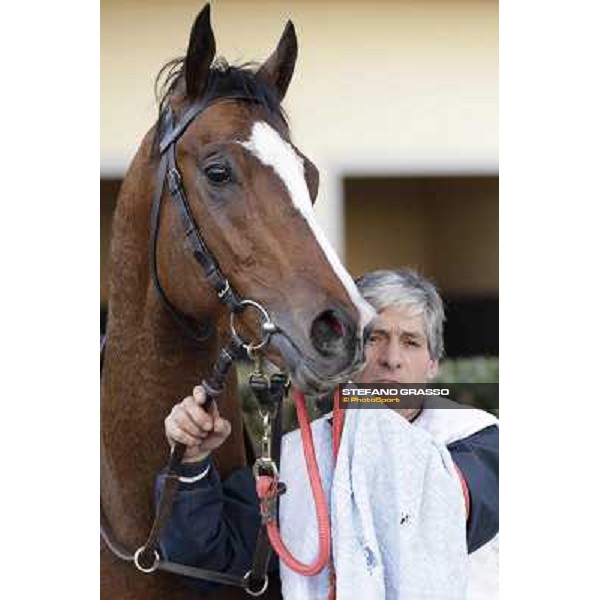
[184,3,216,99]
[257,20,298,101]
[427,359,439,381]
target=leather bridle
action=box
[101,96,289,595]
[149,96,249,343]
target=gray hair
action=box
[355,269,446,360]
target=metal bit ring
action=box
[230,299,276,355]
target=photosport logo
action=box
[337,383,499,410]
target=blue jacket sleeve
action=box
[155,423,499,594]
[447,424,499,553]
[154,457,265,595]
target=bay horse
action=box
[100,5,374,600]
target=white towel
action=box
[413,400,499,600]
[279,408,470,599]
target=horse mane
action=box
[152,57,288,152]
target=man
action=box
[156,269,499,596]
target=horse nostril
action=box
[310,309,350,357]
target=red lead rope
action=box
[256,387,344,579]
[256,390,470,598]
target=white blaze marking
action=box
[239,121,375,331]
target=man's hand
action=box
[164,385,232,462]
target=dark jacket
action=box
[155,424,499,594]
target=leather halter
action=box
[149,96,258,342]
[102,96,285,595]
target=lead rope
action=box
[256,387,345,597]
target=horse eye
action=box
[204,164,232,185]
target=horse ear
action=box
[257,21,298,101]
[184,4,216,99]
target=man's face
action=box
[357,305,438,384]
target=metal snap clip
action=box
[252,457,279,480]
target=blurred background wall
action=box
[101,0,498,358]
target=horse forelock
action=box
[152,57,288,156]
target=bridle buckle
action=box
[217,280,231,299]
[166,168,182,195]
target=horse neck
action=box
[101,140,248,548]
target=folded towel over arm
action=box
[279,406,493,599]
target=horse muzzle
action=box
[267,318,369,395]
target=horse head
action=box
[152,4,375,394]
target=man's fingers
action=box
[167,426,202,448]
[170,409,206,440]
[192,385,208,405]
[192,386,220,419]
[182,396,213,433]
